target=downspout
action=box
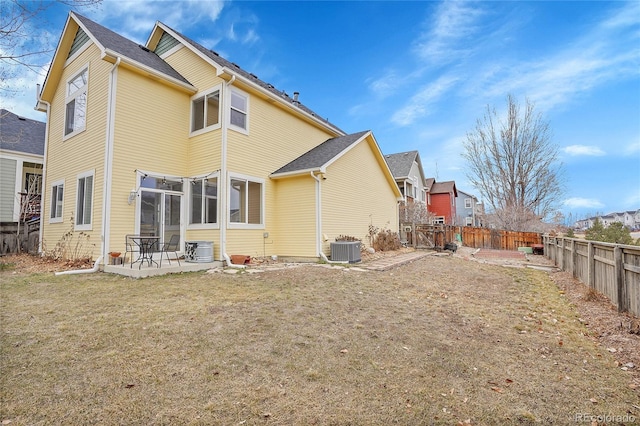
[220,75,235,266]
[101,57,121,266]
[37,99,51,256]
[310,171,345,264]
[55,256,103,276]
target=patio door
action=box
[138,176,182,246]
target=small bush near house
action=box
[335,235,361,242]
[372,228,401,251]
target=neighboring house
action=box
[35,13,402,264]
[576,210,640,231]
[455,189,480,227]
[0,109,45,223]
[384,151,427,205]
[426,180,457,225]
[384,150,429,243]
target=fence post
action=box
[614,247,628,313]
[569,239,576,277]
[587,242,595,290]
[559,238,564,270]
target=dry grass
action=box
[1,255,638,425]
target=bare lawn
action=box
[1,252,638,425]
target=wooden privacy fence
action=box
[403,224,542,251]
[0,220,40,255]
[460,227,541,250]
[544,236,640,317]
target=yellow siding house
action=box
[36,12,402,267]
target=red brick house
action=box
[426,180,457,224]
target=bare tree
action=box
[1,0,101,95]
[462,94,564,231]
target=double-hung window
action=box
[191,87,220,134]
[75,170,94,230]
[229,174,263,226]
[229,89,248,132]
[190,177,218,225]
[50,180,64,223]
[465,198,472,209]
[64,67,88,137]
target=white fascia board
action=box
[102,49,197,94]
[269,167,323,179]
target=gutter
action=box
[102,49,197,94]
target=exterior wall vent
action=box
[330,241,361,263]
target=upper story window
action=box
[64,67,88,138]
[50,180,64,223]
[190,177,218,226]
[75,170,94,230]
[191,87,220,134]
[465,198,472,209]
[230,89,248,132]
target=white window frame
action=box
[465,216,473,226]
[433,216,445,224]
[63,66,89,139]
[229,88,249,134]
[465,198,472,209]
[75,169,94,231]
[228,172,264,229]
[49,179,64,223]
[190,85,222,136]
[188,175,219,229]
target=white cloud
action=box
[391,75,458,126]
[563,197,605,209]
[413,1,486,63]
[625,140,640,155]
[563,145,606,156]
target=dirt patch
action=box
[0,253,93,275]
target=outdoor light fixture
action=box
[128,189,137,205]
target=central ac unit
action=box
[330,241,361,263]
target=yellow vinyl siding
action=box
[41,43,108,258]
[107,66,191,254]
[320,139,399,255]
[272,176,317,258]
[162,46,224,96]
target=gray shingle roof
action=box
[74,13,190,85]
[160,24,345,135]
[272,130,370,175]
[0,109,45,156]
[384,150,419,178]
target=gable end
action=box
[68,27,90,59]
[155,31,180,56]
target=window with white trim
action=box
[433,216,445,224]
[64,67,88,137]
[229,175,263,226]
[465,217,473,226]
[191,87,220,133]
[465,198,472,209]
[229,89,248,132]
[75,170,94,230]
[50,180,64,223]
[190,177,218,225]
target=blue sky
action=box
[4,0,639,223]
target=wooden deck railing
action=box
[543,236,640,317]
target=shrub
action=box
[372,228,401,252]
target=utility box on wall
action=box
[330,241,361,263]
